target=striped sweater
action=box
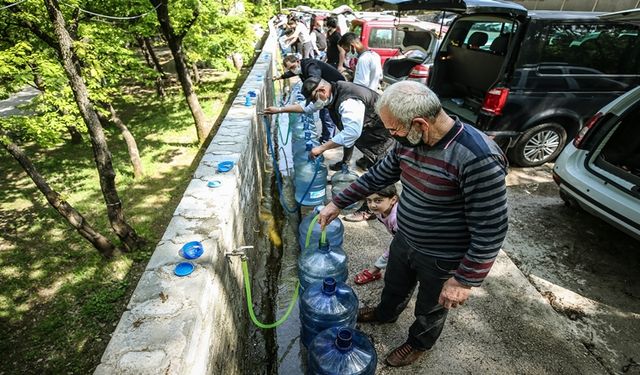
[333,119,509,286]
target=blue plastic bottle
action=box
[294,157,327,206]
[307,327,377,375]
[299,278,358,348]
[298,206,343,251]
[297,240,347,293]
[330,164,363,213]
[291,138,320,164]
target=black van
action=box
[364,0,640,166]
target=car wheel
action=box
[509,122,567,167]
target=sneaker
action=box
[385,342,428,367]
[329,161,346,171]
[344,210,376,222]
[355,157,374,170]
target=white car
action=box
[553,86,640,241]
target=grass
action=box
[0,71,241,374]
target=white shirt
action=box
[353,50,382,91]
[293,23,311,44]
[331,99,365,148]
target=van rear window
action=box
[534,23,640,75]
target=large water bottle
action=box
[293,114,316,141]
[330,164,363,213]
[300,278,358,348]
[292,131,318,156]
[298,207,343,251]
[293,140,319,171]
[307,327,377,375]
[294,157,327,206]
[298,240,347,293]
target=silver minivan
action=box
[553,86,640,241]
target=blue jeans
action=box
[319,108,335,142]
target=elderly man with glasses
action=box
[317,81,509,367]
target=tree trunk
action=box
[67,126,83,144]
[143,36,166,80]
[44,0,143,251]
[191,61,200,84]
[1,136,118,257]
[151,0,208,143]
[137,37,166,97]
[98,103,144,179]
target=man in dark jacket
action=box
[265,76,394,172]
[274,55,345,147]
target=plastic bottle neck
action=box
[321,278,336,295]
[335,329,353,351]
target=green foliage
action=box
[282,0,360,11]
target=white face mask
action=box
[313,99,325,110]
[292,66,301,75]
[346,47,358,60]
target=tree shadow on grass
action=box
[0,64,259,374]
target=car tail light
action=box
[481,87,509,115]
[573,112,603,149]
[408,65,430,80]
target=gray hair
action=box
[375,81,442,128]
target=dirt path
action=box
[505,165,640,375]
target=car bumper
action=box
[554,146,640,241]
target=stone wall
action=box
[95,29,278,375]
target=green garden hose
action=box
[242,259,299,329]
[241,214,326,329]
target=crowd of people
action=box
[269,12,510,368]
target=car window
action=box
[443,19,517,52]
[368,27,397,48]
[537,23,640,75]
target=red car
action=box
[349,15,428,66]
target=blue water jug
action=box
[298,240,347,293]
[307,327,377,375]
[293,115,317,141]
[293,141,319,172]
[300,278,358,348]
[330,164,363,213]
[298,207,343,251]
[294,157,327,206]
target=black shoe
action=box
[329,161,347,171]
[355,157,373,170]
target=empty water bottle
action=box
[299,277,358,348]
[331,164,363,213]
[307,327,377,375]
[294,157,327,206]
[298,240,347,293]
[298,207,343,251]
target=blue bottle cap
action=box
[174,262,195,277]
[207,180,221,188]
[180,241,204,259]
[217,161,234,173]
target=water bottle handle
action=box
[304,214,327,250]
